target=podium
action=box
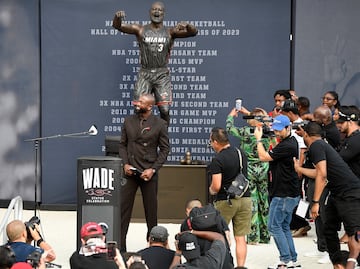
[77,156,123,249]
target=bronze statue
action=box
[113,1,198,125]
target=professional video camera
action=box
[242,115,275,137]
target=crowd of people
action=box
[1,93,360,269]
[1,0,360,268]
[2,84,360,268]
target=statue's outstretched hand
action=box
[115,10,126,19]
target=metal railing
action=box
[0,196,23,244]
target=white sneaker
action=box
[267,261,287,269]
[304,250,325,257]
[287,261,302,268]
[318,252,331,264]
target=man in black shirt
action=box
[170,230,226,269]
[313,105,341,149]
[305,105,341,263]
[294,122,360,263]
[337,105,360,178]
[208,127,251,268]
[254,115,301,269]
[180,199,234,269]
[137,226,175,269]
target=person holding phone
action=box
[70,222,126,269]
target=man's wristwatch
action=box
[36,238,44,247]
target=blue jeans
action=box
[268,196,300,263]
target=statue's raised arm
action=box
[171,21,198,38]
[112,10,142,36]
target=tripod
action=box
[24,125,98,216]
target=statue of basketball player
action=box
[113,1,198,125]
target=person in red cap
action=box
[10,262,45,269]
[70,222,126,269]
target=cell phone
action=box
[130,167,143,176]
[355,231,360,242]
[132,255,142,262]
[235,98,242,111]
[106,241,117,260]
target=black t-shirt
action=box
[137,246,175,269]
[268,135,300,198]
[308,139,360,197]
[338,130,360,179]
[69,252,118,269]
[180,215,229,254]
[208,146,249,200]
[180,240,226,269]
[324,121,341,150]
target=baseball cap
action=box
[11,263,33,269]
[272,115,290,131]
[337,110,359,123]
[80,222,103,239]
[177,232,200,260]
[149,225,169,242]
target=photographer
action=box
[70,222,126,269]
[254,115,301,268]
[226,106,275,245]
[0,245,15,269]
[5,219,55,263]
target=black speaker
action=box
[77,156,123,249]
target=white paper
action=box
[296,199,310,218]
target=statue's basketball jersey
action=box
[139,25,173,69]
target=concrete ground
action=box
[0,208,349,269]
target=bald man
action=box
[6,220,55,262]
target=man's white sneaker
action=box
[286,261,302,268]
[318,252,331,264]
[267,261,287,269]
[304,250,325,257]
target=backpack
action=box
[188,204,222,232]
[186,205,234,269]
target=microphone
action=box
[88,125,98,136]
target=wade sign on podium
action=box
[77,156,123,249]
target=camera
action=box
[248,125,275,138]
[291,120,309,130]
[25,216,41,241]
[26,250,42,268]
[25,216,40,230]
